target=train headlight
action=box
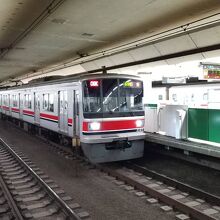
[89,122,101,131]
[136,120,143,127]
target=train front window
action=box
[83,80,101,113]
[119,79,143,111]
[83,78,144,118]
[103,79,119,112]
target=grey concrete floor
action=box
[0,120,175,220]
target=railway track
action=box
[31,135,220,220]
[125,161,220,205]
[3,121,220,220]
[100,162,220,220]
[0,172,23,220]
[35,137,220,220]
[0,138,90,220]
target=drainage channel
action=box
[0,138,90,219]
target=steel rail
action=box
[3,118,219,220]
[100,165,219,220]
[0,138,81,220]
[125,161,220,205]
[0,174,24,220]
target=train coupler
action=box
[105,140,132,150]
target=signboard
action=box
[162,77,186,84]
[89,80,99,87]
[201,63,220,79]
[123,81,141,88]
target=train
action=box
[0,73,145,163]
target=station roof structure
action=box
[0,0,220,85]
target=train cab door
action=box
[58,91,68,133]
[73,90,80,137]
[19,93,23,120]
[34,93,40,124]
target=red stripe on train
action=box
[23,109,34,115]
[12,107,19,112]
[83,119,144,132]
[40,113,58,121]
[68,118,73,124]
[2,106,10,110]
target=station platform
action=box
[145,132,220,159]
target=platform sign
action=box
[202,63,220,79]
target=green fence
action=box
[188,108,220,143]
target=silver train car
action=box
[0,73,145,163]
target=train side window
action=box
[12,95,18,107]
[76,94,79,115]
[24,95,26,107]
[49,94,54,112]
[28,95,32,109]
[8,95,10,106]
[43,94,48,110]
[3,95,8,106]
[20,95,23,107]
[37,96,40,108]
[43,93,54,112]
[24,94,32,109]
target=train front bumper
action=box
[81,131,146,144]
[81,131,145,163]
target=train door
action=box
[0,94,2,113]
[58,91,68,133]
[19,93,23,120]
[73,90,80,137]
[8,94,11,116]
[34,93,40,124]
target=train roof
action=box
[0,73,142,91]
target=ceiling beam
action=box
[85,43,220,73]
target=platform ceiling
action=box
[0,0,220,83]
